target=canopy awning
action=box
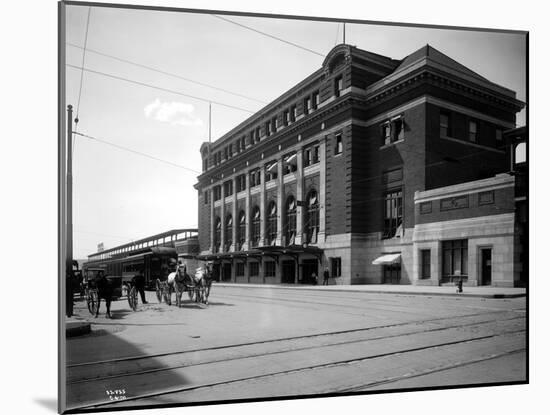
[372,253,401,265]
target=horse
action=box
[93,274,114,318]
[166,265,192,307]
[194,267,214,304]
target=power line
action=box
[66,42,268,105]
[73,131,202,174]
[66,63,257,114]
[212,14,325,58]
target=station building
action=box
[194,44,525,287]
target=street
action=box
[65,285,526,411]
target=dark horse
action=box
[94,272,114,318]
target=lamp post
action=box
[66,104,74,317]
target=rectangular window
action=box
[290,105,297,122]
[442,240,468,280]
[213,185,221,201]
[469,120,479,142]
[204,190,209,204]
[303,97,311,115]
[330,257,342,277]
[312,91,319,109]
[283,110,289,126]
[381,116,404,145]
[335,133,343,155]
[440,112,450,137]
[236,174,246,193]
[303,144,320,167]
[236,262,245,277]
[223,180,233,196]
[265,121,271,137]
[202,158,208,171]
[265,261,276,278]
[421,249,431,279]
[265,162,278,181]
[495,128,503,143]
[383,190,403,238]
[250,262,259,277]
[255,127,261,143]
[271,117,277,133]
[335,75,343,97]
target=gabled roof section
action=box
[386,44,517,98]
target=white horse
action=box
[165,265,189,306]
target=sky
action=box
[64,4,527,259]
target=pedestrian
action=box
[311,271,318,285]
[134,269,148,304]
[323,267,330,286]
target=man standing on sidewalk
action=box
[323,267,330,286]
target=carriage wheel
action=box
[87,290,98,315]
[128,286,138,311]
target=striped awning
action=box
[372,253,401,265]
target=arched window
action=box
[305,190,319,244]
[266,201,277,245]
[214,216,221,253]
[237,210,246,250]
[285,195,297,245]
[251,206,261,248]
[225,214,233,252]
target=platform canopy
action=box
[372,253,401,265]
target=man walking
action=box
[323,267,330,286]
[134,269,148,304]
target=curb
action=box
[213,283,526,299]
[66,321,92,338]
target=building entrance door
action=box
[301,259,319,284]
[281,260,296,284]
[383,264,401,284]
[222,263,232,282]
[481,249,492,285]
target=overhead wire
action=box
[212,14,325,57]
[66,42,268,105]
[66,63,258,114]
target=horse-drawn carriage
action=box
[155,264,213,307]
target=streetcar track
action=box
[78,329,525,409]
[68,315,524,385]
[336,348,526,393]
[68,308,520,368]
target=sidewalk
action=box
[214,282,526,299]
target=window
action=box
[334,75,343,97]
[250,169,261,187]
[383,190,403,238]
[442,240,468,280]
[330,257,341,277]
[223,180,233,196]
[495,128,503,144]
[251,206,261,247]
[249,131,255,146]
[421,249,431,279]
[283,110,289,126]
[250,262,259,277]
[515,142,526,165]
[265,121,271,137]
[335,133,343,155]
[236,174,246,193]
[305,190,319,244]
[204,190,209,205]
[381,116,404,145]
[285,196,297,246]
[213,185,221,201]
[303,97,311,115]
[224,215,233,252]
[312,91,319,109]
[290,105,297,122]
[266,201,277,245]
[283,153,297,175]
[271,116,277,133]
[236,262,245,277]
[202,157,208,171]
[265,261,276,277]
[214,217,221,253]
[440,112,450,137]
[255,126,261,143]
[237,210,246,250]
[469,120,479,142]
[265,162,278,181]
[303,144,320,167]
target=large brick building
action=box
[194,43,525,287]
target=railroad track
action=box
[66,310,526,410]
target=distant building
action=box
[194,44,525,286]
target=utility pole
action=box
[66,104,74,317]
[343,22,346,44]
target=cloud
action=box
[144,98,203,126]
